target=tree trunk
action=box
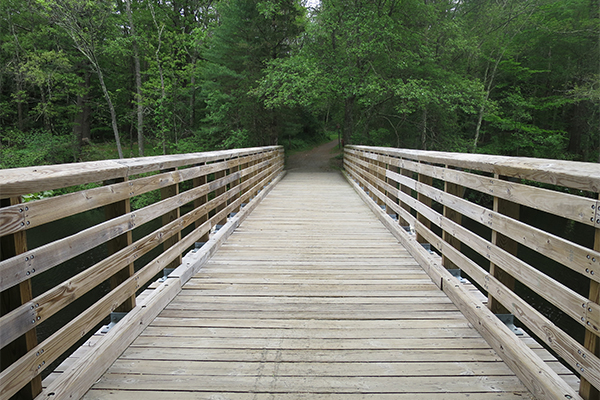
[125,0,144,156]
[97,66,124,159]
[81,70,92,145]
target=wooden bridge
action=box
[1,145,599,400]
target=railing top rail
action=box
[0,146,282,199]
[347,145,600,192]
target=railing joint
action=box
[494,313,524,336]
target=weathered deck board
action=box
[82,172,559,399]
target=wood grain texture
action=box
[81,171,535,400]
[343,164,581,400]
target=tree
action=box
[41,0,125,158]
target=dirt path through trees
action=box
[285,140,343,172]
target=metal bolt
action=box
[25,256,29,261]
[594,258,597,262]
[587,255,591,259]
[586,268,590,273]
[31,254,34,259]
[19,208,23,213]
[26,271,30,276]
[25,206,28,211]
[37,316,41,320]
[565,395,573,399]
[581,317,585,322]
[21,222,25,226]
[31,320,35,324]
[32,268,35,273]
[590,307,593,312]
[592,271,596,275]
[597,219,600,224]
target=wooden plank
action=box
[347,145,600,193]
[104,177,135,312]
[442,174,464,270]
[0,154,262,237]
[580,210,600,399]
[0,166,248,292]
[33,162,285,400]
[416,219,600,392]
[343,165,580,400]
[160,168,182,271]
[361,158,600,334]
[0,188,240,347]
[488,175,519,315]
[90,374,528,393]
[0,197,42,400]
[84,391,533,400]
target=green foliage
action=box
[0,128,74,168]
[0,0,598,168]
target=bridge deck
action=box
[82,172,564,399]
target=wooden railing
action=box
[0,146,284,400]
[344,145,599,400]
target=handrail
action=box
[344,145,599,400]
[0,146,284,400]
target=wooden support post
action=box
[229,157,241,213]
[104,178,135,312]
[388,164,400,220]
[488,174,519,314]
[580,197,600,400]
[376,158,386,208]
[215,167,227,226]
[193,164,209,242]
[399,165,413,226]
[442,170,465,269]
[160,169,181,270]
[0,197,42,400]
[416,165,432,244]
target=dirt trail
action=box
[285,140,342,172]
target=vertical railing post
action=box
[214,163,227,227]
[399,162,413,227]
[0,197,42,400]
[488,174,519,314]
[580,196,600,400]
[104,178,135,311]
[193,163,210,242]
[416,163,432,244]
[160,168,182,270]
[228,155,241,214]
[442,168,465,269]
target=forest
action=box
[0,0,598,169]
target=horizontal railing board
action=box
[0,187,240,347]
[345,153,600,335]
[415,219,600,391]
[0,159,271,292]
[343,161,582,400]
[0,146,284,400]
[348,145,600,193]
[345,146,598,398]
[346,148,599,228]
[0,146,280,199]
[37,166,286,400]
[0,153,265,237]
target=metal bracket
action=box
[158,268,175,282]
[448,269,470,284]
[495,313,524,336]
[420,243,434,254]
[193,242,206,252]
[100,311,127,334]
